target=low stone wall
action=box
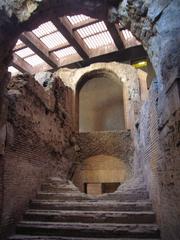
[0,74,76,238]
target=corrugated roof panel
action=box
[15,39,23,46]
[67,14,90,25]
[33,21,57,38]
[40,31,68,49]
[54,46,77,58]
[8,66,21,76]
[122,29,134,40]
[77,21,107,38]
[16,47,34,58]
[84,31,114,49]
[24,54,46,66]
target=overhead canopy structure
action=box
[9,14,146,76]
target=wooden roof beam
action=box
[105,22,125,50]
[52,17,90,59]
[19,32,59,68]
[11,53,34,74]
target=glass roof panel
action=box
[67,15,90,25]
[8,66,21,76]
[77,21,107,38]
[122,29,134,40]
[54,46,77,58]
[24,54,46,66]
[33,21,57,38]
[16,47,34,58]
[15,39,23,46]
[40,31,68,49]
[83,31,114,49]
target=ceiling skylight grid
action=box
[32,21,57,38]
[122,29,134,40]
[15,39,23,46]
[8,66,21,76]
[67,15,90,25]
[16,47,35,58]
[77,21,107,38]
[54,46,77,58]
[24,54,46,66]
[40,31,68,49]
[84,31,114,49]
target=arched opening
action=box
[76,70,125,132]
[72,154,129,196]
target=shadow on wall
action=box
[72,154,130,196]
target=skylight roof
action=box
[16,47,34,58]
[10,16,142,74]
[24,54,46,66]
[77,21,107,38]
[67,15,90,25]
[8,66,21,76]
[15,39,23,46]
[40,31,68,49]
[84,31,114,49]
[122,30,134,40]
[33,21,57,38]
[54,46,77,58]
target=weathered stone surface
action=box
[10,178,160,239]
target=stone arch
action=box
[60,62,140,131]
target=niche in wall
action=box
[72,154,129,196]
[78,75,125,132]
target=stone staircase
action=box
[9,177,161,240]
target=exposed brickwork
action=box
[71,131,134,179]
[0,74,76,238]
[137,80,180,240]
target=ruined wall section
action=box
[0,74,76,238]
[136,79,180,240]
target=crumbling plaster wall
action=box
[0,74,76,238]
[0,1,179,240]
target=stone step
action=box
[16,222,160,238]
[36,192,149,202]
[98,192,149,201]
[24,210,156,224]
[41,183,78,192]
[9,235,161,240]
[30,200,152,212]
[36,192,90,201]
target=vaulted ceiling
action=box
[9,14,147,76]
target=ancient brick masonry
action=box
[0,74,76,238]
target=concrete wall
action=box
[79,76,125,132]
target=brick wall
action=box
[0,74,76,239]
[70,131,134,180]
[137,79,180,240]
